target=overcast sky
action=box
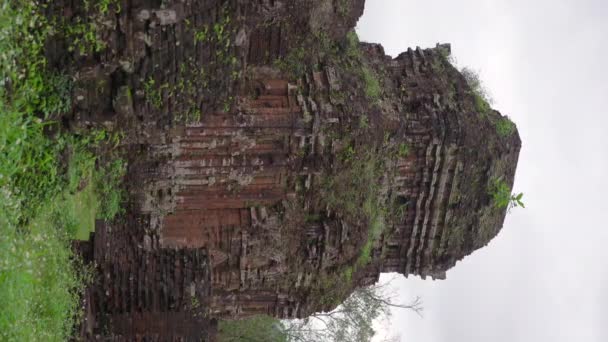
[356,1,608,341]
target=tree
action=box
[282,282,422,342]
[217,282,422,342]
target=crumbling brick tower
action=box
[64,0,520,339]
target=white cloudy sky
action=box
[356,1,608,341]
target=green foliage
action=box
[356,195,386,267]
[154,4,237,119]
[339,144,356,163]
[144,77,165,109]
[0,0,48,94]
[361,66,381,102]
[0,111,61,222]
[194,25,209,42]
[397,143,410,158]
[274,29,383,107]
[322,144,387,289]
[345,30,360,59]
[488,178,525,211]
[343,266,354,282]
[95,158,127,221]
[60,0,121,55]
[343,31,383,102]
[93,0,121,15]
[274,47,307,78]
[0,2,126,338]
[336,0,350,17]
[495,116,516,137]
[358,115,369,129]
[283,284,419,342]
[38,73,73,117]
[63,19,106,55]
[218,316,288,342]
[0,204,92,341]
[461,67,493,114]
[0,123,124,339]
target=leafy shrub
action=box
[488,178,525,211]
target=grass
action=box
[62,181,98,240]
[144,77,164,109]
[0,1,126,339]
[218,316,287,342]
[461,67,493,114]
[361,66,381,102]
[398,143,410,158]
[356,185,387,267]
[495,116,516,137]
[0,206,91,341]
[322,144,388,283]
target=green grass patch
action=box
[398,143,410,158]
[361,66,381,101]
[495,116,516,137]
[323,145,388,280]
[218,316,287,342]
[62,182,98,240]
[0,206,91,341]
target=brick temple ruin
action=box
[58,0,521,339]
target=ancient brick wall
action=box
[56,0,521,339]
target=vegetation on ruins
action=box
[219,282,422,342]
[148,3,238,122]
[460,67,519,137]
[361,66,381,101]
[488,178,525,211]
[275,29,382,103]
[461,67,493,114]
[437,49,518,138]
[218,315,289,342]
[57,0,122,55]
[398,143,410,158]
[311,134,411,307]
[144,77,166,109]
[495,116,517,137]
[0,1,126,339]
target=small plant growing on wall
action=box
[488,178,525,211]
